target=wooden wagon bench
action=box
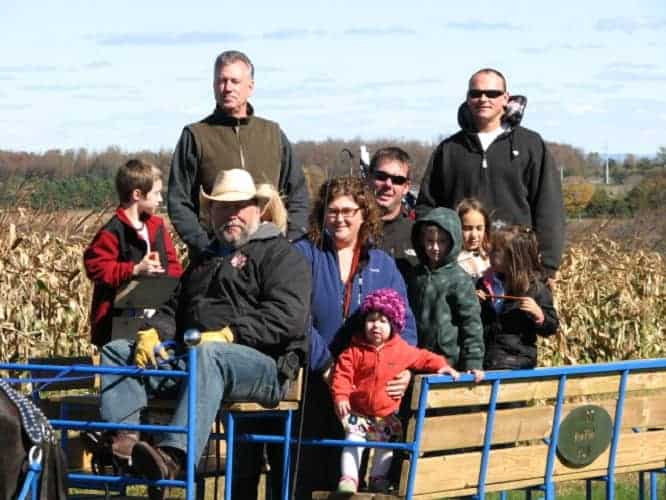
[313,358,666,500]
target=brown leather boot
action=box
[131,441,184,480]
[132,441,184,500]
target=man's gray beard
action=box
[214,220,258,249]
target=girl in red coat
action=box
[330,288,460,493]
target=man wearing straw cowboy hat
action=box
[99,169,310,499]
[168,49,310,259]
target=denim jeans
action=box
[100,339,283,462]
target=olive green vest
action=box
[189,113,282,194]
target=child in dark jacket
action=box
[477,224,558,369]
[408,207,485,372]
[84,159,183,347]
[331,288,459,494]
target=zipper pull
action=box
[482,153,488,169]
[233,125,245,169]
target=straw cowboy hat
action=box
[199,169,270,215]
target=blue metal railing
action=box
[0,348,198,500]
[4,356,666,499]
[401,359,666,500]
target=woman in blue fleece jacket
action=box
[293,176,416,497]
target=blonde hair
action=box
[256,183,287,235]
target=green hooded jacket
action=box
[408,207,484,370]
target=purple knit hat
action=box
[360,288,406,334]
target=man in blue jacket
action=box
[416,68,565,279]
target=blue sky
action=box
[2,0,665,156]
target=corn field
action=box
[541,233,666,365]
[1,208,664,365]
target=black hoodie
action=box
[415,98,565,274]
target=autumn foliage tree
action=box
[563,183,595,217]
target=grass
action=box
[487,474,665,500]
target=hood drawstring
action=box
[342,243,362,319]
[509,134,516,163]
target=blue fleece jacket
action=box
[294,236,417,372]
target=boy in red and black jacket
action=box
[84,159,183,347]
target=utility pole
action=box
[604,142,610,185]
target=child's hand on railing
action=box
[437,365,460,381]
[467,369,485,383]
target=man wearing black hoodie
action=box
[415,68,565,277]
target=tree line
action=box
[1,141,664,214]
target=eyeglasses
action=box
[326,207,361,219]
[371,170,409,186]
[467,89,505,99]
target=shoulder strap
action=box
[0,379,56,445]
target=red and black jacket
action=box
[83,207,183,346]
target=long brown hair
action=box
[307,176,382,248]
[490,224,544,295]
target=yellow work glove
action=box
[134,328,168,368]
[200,326,234,343]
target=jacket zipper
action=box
[358,276,363,308]
[233,124,246,169]
[481,151,488,169]
[369,347,379,409]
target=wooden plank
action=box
[40,394,100,420]
[408,395,666,451]
[399,429,666,496]
[402,463,664,499]
[312,493,394,499]
[224,401,299,411]
[411,371,666,409]
[285,368,303,401]
[27,356,97,392]
[58,395,300,413]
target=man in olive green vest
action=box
[168,50,309,257]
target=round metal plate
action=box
[557,404,613,468]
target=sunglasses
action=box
[467,89,505,99]
[372,170,409,186]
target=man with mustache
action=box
[99,169,310,499]
[416,68,565,281]
[366,147,418,280]
[168,50,309,259]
